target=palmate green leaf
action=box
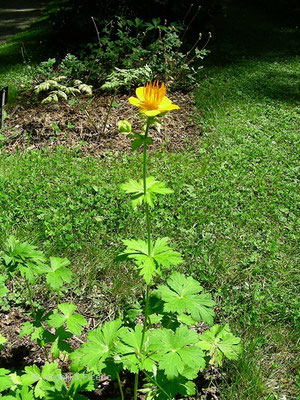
[117,324,156,374]
[151,326,206,379]
[2,236,46,280]
[46,257,72,291]
[0,368,13,392]
[119,238,182,284]
[43,372,94,400]
[6,386,35,400]
[47,303,87,336]
[20,363,61,398]
[197,324,242,367]
[148,371,196,400]
[70,319,123,375]
[120,176,172,208]
[50,327,72,359]
[19,309,55,347]
[155,272,216,325]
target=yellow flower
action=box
[129,81,179,116]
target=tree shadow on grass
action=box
[246,68,300,105]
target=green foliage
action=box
[47,303,87,336]
[198,324,242,367]
[101,65,153,91]
[119,237,182,283]
[70,319,123,374]
[45,257,72,292]
[0,369,13,392]
[151,325,206,379]
[1,236,46,282]
[35,77,92,104]
[155,272,216,325]
[20,363,61,398]
[121,176,173,208]
[82,16,209,89]
[0,333,6,350]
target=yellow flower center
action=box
[142,81,166,110]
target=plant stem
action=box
[144,371,172,399]
[134,117,152,400]
[143,118,152,254]
[116,372,124,400]
[133,372,139,400]
[25,279,35,315]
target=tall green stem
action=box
[134,117,152,400]
[133,372,139,400]
[141,117,152,345]
[143,118,152,254]
[116,372,124,400]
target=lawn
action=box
[1,54,299,398]
[0,4,299,399]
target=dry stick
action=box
[85,16,103,84]
[89,16,118,135]
[102,88,117,135]
[181,5,201,41]
[174,32,212,84]
[182,3,194,27]
[84,107,98,134]
[186,32,212,66]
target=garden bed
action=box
[2,92,200,154]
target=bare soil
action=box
[2,92,201,154]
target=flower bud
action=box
[118,120,132,134]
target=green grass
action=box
[0,55,299,398]
[0,19,55,104]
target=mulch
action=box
[1,91,201,155]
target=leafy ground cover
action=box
[1,54,299,398]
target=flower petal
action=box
[159,97,172,107]
[159,103,180,112]
[129,97,142,107]
[136,87,146,101]
[140,109,161,116]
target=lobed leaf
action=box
[47,303,86,336]
[70,319,123,374]
[46,257,72,292]
[155,272,216,325]
[150,325,206,379]
[121,176,172,208]
[197,324,242,366]
[119,238,182,284]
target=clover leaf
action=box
[155,272,216,325]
